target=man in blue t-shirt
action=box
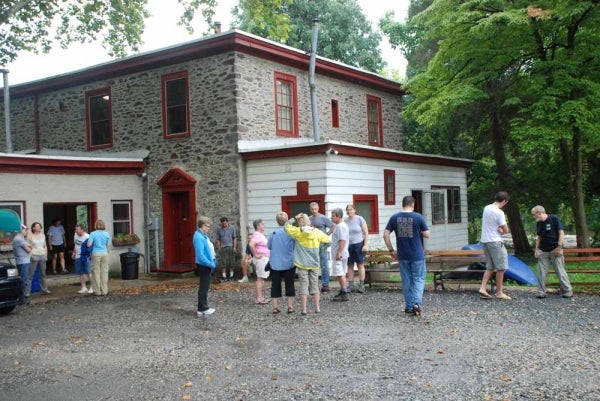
[383,196,430,316]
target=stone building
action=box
[0,30,471,274]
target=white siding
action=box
[245,154,469,250]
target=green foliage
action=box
[233,0,385,72]
[0,0,216,65]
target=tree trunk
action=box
[559,129,591,248]
[489,110,532,256]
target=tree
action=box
[0,0,217,66]
[233,0,385,72]
[384,0,600,252]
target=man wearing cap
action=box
[12,224,32,299]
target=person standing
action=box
[194,216,216,316]
[87,219,111,296]
[478,191,511,300]
[73,224,92,294]
[249,219,270,304]
[27,222,51,297]
[216,217,237,282]
[12,224,32,299]
[308,202,334,293]
[531,205,573,298]
[285,213,331,315]
[344,204,369,293]
[330,208,350,302]
[47,217,67,274]
[383,196,430,316]
[267,212,296,314]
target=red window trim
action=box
[383,169,396,205]
[331,99,339,128]
[85,87,113,150]
[366,94,383,147]
[161,71,191,139]
[274,71,299,137]
[352,194,379,234]
[281,181,325,216]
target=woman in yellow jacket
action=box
[284,213,331,315]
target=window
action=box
[274,72,299,137]
[367,95,383,147]
[161,71,190,138]
[112,201,133,235]
[384,169,395,205]
[86,87,113,149]
[431,186,461,224]
[0,201,25,223]
[331,99,339,128]
[353,194,379,234]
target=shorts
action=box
[297,268,319,295]
[245,243,253,256]
[50,244,66,254]
[252,256,270,279]
[218,246,234,268]
[482,241,508,271]
[348,242,366,265]
[331,259,348,277]
[75,258,92,275]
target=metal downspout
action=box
[309,18,320,142]
[1,69,11,153]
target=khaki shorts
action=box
[297,268,319,295]
[252,256,270,279]
[482,241,508,271]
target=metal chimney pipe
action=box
[1,68,11,153]
[309,18,320,142]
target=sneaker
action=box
[332,291,349,302]
[536,292,547,299]
[197,308,215,316]
[562,291,573,298]
[404,309,413,314]
[237,276,249,283]
[347,284,355,293]
[495,293,512,300]
[77,288,88,294]
[87,288,95,294]
[356,284,366,294]
[219,277,228,283]
[41,289,52,295]
[320,285,330,293]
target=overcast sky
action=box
[3,0,409,85]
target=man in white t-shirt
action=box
[478,191,511,300]
[72,224,92,294]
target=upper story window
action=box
[431,186,462,224]
[384,169,396,205]
[86,87,112,150]
[274,72,299,137]
[161,71,190,138]
[367,95,383,147]
[112,200,133,235]
[331,99,339,128]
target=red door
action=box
[170,192,193,266]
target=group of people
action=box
[11,218,112,301]
[195,191,574,317]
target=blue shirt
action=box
[88,230,111,254]
[309,213,333,233]
[193,230,216,269]
[385,211,429,262]
[267,226,295,270]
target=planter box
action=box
[112,238,140,247]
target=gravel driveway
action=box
[0,284,598,400]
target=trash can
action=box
[120,252,140,280]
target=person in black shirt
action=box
[531,205,573,298]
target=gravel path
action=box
[0,284,598,400]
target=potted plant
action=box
[112,233,140,247]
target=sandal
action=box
[272,308,281,314]
[478,290,493,299]
[254,299,270,305]
[287,307,295,314]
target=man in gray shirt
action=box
[216,217,237,282]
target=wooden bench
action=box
[425,249,490,291]
[364,249,491,291]
[546,248,600,287]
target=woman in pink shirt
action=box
[249,219,270,304]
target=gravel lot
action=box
[0,283,599,401]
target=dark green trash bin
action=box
[120,252,140,280]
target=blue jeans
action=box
[319,247,329,286]
[399,260,426,310]
[17,262,30,297]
